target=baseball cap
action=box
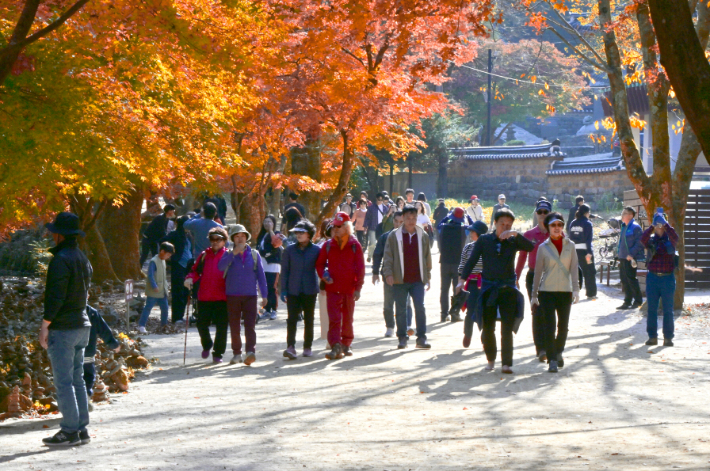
[470,195,478,201]
[498,194,506,200]
[332,212,351,227]
[536,200,552,212]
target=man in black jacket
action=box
[39,212,94,446]
[438,207,468,322]
[140,204,176,268]
[567,195,584,232]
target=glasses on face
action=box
[536,210,549,215]
[549,223,564,228]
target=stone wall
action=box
[446,157,633,209]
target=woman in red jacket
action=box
[315,212,365,360]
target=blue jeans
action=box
[646,272,676,339]
[383,283,412,329]
[393,282,427,340]
[47,327,90,434]
[139,295,169,327]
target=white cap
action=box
[498,194,506,199]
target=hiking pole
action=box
[183,295,192,366]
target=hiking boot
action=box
[244,352,256,366]
[645,337,658,346]
[617,303,632,310]
[325,343,344,360]
[302,348,313,357]
[283,346,298,360]
[397,338,408,349]
[548,360,558,373]
[663,338,673,347]
[229,354,243,365]
[415,339,431,349]
[557,353,564,368]
[440,314,450,322]
[538,350,547,362]
[343,346,353,357]
[43,431,80,447]
[201,349,210,359]
[450,313,462,323]
[631,302,643,309]
[212,355,223,364]
[79,429,90,445]
[384,328,395,338]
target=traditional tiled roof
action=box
[451,142,566,161]
[547,153,625,176]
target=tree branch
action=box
[544,26,610,73]
[7,0,90,53]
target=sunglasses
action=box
[549,222,564,228]
[209,237,225,242]
[536,210,549,215]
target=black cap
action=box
[45,212,85,237]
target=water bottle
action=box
[630,259,637,268]
[323,269,333,283]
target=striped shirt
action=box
[458,242,483,276]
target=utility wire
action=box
[450,60,598,91]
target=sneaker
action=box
[229,354,243,365]
[174,319,185,325]
[88,403,94,412]
[450,313,462,323]
[138,326,147,334]
[663,338,674,347]
[415,339,431,349]
[617,303,632,310]
[645,337,658,346]
[631,302,643,309]
[440,315,450,323]
[397,338,408,349]
[244,352,256,366]
[283,346,297,360]
[79,429,90,445]
[343,346,353,357]
[325,343,344,360]
[538,351,547,362]
[212,355,223,364]
[557,353,565,368]
[302,348,313,357]
[384,328,395,338]
[43,431,80,446]
[270,310,277,321]
[406,327,415,336]
[484,361,495,371]
[201,349,210,359]
[548,360,558,373]
[501,365,514,374]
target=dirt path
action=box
[2,262,709,470]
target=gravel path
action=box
[2,262,709,470]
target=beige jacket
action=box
[145,254,168,298]
[382,225,432,284]
[532,237,580,296]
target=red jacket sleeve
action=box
[354,242,365,292]
[315,244,328,278]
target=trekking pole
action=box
[183,295,191,366]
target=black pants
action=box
[356,230,367,250]
[619,259,643,305]
[576,249,597,297]
[171,263,190,322]
[286,294,317,348]
[538,291,572,362]
[525,270,545,355]
[440,263,459,318]
[140,238,158,267]
[197,300,229,357]
[83,362,95,396]
[481,287,518,366]
[265,272,279,312]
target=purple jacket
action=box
[217,246,268,297]
[365,203,390,231]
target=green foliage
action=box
[504,139,526,146]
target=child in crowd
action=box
[138,242,174,334]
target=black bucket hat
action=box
[45,212,85,237]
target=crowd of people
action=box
[37,189,680,445]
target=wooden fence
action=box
[624,189,710,290]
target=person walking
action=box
[315,218,333,341]
[395,196,406,211]
[438,207,468,322]
[531,212,580,373]
[489,194,510,229]
[140,204,176,268]
[372,210,413,337]
[315,212,365,359]
[185,202,223,258]
[39,212,93,446]
[569,204,597,299]
[382,205,433,350]
[339,194,356,217]
[417,192,431,216]
[284,192,307,219]
[617,206,644,309]
[641,209,679,347]
[137,242,175,334]
[381,204,397,234]
[456,221,488,348]
[256,215,284,321]
[465,195,484,223]
[185,227,230,363]
[365,193,390,262]
[567,195,584,233]
[219,225,268,366]
[404,188,415,204]
[515,199,551,361]
[459,208,533,374]
[352,199,369,248]
[83,306,120,410]
[160,215,192,324]
[281,220,321,359]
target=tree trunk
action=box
[358,155,380,196]
[314,129,356,236]
[81,224,120,283]
[389,161,394,194]
[291,133,323,219]
[98,188,143,281]
[437,149,448,198]
[407,155,413,189]
[648,0,710,158]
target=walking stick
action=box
[183,295,191,366]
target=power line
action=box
[450,60,596,91]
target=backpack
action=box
[222,250,261,279]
